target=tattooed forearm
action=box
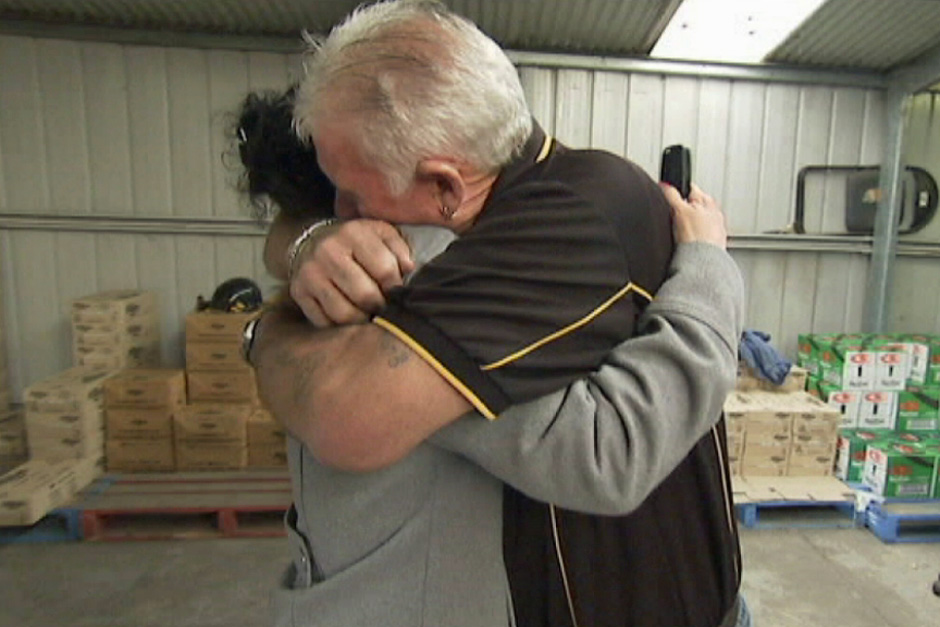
[380,331,411,368]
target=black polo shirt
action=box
[373,122,673,417]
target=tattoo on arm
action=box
[274,346,325,407]
[379,331,411,369]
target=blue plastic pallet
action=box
[735,499,857,529]
[0,508,83,544]
[865,499,940,543]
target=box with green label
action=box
[897,334,934,386]
[928,339,940,387]
[808,377,861,429]
[798,334,840,376]
[834,430,894,483]
[865,337,910,391]
[818,338,876,391]
[862,440,938,498]
[895,387,940,432]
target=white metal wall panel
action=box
[732,250,871,359]
[0,35,888,397]
[888,91,940,336]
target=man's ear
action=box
[416,159,465,213]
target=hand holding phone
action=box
[660,145,691,200]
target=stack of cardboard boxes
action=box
[71,290,161,371]
[104,369,186,472]
[23,367,115,465]
[183,310,284,469]
[800,333,940,498]
[724,369,841,478]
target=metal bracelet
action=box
[286,218,339,280]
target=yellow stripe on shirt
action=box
[482,282,653,371]
[373,316,498,420]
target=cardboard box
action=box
[748,392,794,439]
[24,367,115,413]
[725,430,745,459]
[106,406,175,440]
[928,339,940,386]
[820,340,876,391]
[26,412,104,443]
[186,370,258,405]
[72,348,127,372]
[72,321,158,348]
[0,408,24,434]
[185,311,255,342]
[736,365,808,393]
[248,443,288,468]
[0,458,100,526]
[785,392,841,440]
[175,404,251,444]
[895,387,940,432]
[797,333,846,377]
[809,377,861,429]
[247,409,286,447]
[185,341,251,372]
[834,430,894,482]
[104,369,186,408]
[724,392,792,439]
[786,453,835,476]
[743,439,791,460]
[897,335,932,386]
[106,438,175,472]
[740,456,788,477]
[71,290,155,325]
[0,461,73,526]
[857,390,898,430]
[0,429,26,458]
[29,430,104,461]
[863,441,937,498]
[866,338,909,391]
[175,441,247,471]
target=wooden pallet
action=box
[75,470,292,541]
[732,476,857,529]
[865,499,940,544]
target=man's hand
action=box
[290,219,416,327]
[661,182,727,249]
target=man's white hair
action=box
[295,0,532,195]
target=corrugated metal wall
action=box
[0,35,888,398]
[890,90,940,334]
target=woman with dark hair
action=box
[232,86,748,627]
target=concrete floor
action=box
[0,527,938,627]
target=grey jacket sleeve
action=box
[430,242,745,515]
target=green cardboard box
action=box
[809,378,861,429]
[862,440,938,498]
[898,334,934,386]
[895,387,940,432]
[929,339,940,387]
[865,337,910,391]
[835,430,893,483]
[819,338,876,391]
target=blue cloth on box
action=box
[739,329,792,385]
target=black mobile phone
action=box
[660,145,691,200]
